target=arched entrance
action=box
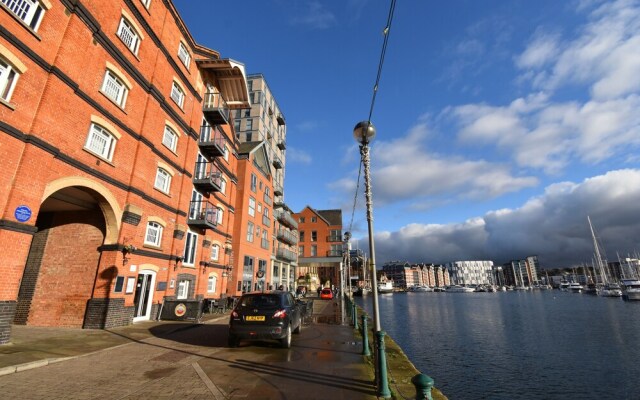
[14,182,119,328]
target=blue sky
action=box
[176,0,640,268]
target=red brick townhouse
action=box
[293,207,343,291]
[0,0,251,343]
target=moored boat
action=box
[621,279,640,301]
[597,283,623,297]
[568,282,584,293]
[408,285,433,292]
[446,285,475,293]
[377,281,394,294]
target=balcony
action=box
[277,229,297,246]
[276,113,285,125]
[198,125,225,158]
[272,155,283,169]
[262,214,271,227]
[327,235,343,243]
[274,209,298,230]
[327,250,343,257]
[276,139,286,150]
[273,182,283,197]
[276,247,297,262]
[263,193,272,206]
[187,200,219,230]
[193,162,223,194]
[202,90,229,126]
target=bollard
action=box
[411,373,435,400]
[361,315,371,356]
[353,304,359,330]
[376,331,391,398]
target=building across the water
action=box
[445,260,495,286]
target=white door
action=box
[133,270,156,322]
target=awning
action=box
[197,58,250,109]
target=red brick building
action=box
[0,0,252,343]
[294,207,343,290]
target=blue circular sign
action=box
[15,205,32,223]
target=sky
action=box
[175,0,640,269]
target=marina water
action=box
[355,290,640,399]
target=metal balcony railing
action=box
[277,139,286,150]
[263,193,272,206]
[202,90,229,125]
[273,182,283,196]
[198,125,225,158]
[193,161,222,193]
[187,200,219,230]
[276,247,297,262]
[274,209,298,230]
[272,155,283,169]
[262,214,271,227]
[277,229,298,245]
[326,235,343,243]
[327,250,343,257]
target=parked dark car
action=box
[228,291,304,348]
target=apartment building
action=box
[0,0,250,343]
[294,207,343,290]
[445,260,495,286]
[381,262,450,289]
[231,74,297,292]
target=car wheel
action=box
[228,333,240,348]
[280,325,292,348]
[293,318,302,334]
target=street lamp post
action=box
[344,231,352,298]
[353,121,390,398]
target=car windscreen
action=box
[239,294,281,308]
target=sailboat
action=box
[588,216,622,297]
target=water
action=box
[355,290,640,399]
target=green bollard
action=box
[353,304,359,330]
[376,331,391,398]
[361,315,371,356]
[411,373,435,400]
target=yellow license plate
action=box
[246,315,265,321]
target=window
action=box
[177,42,191,68]
[144,221,162,247]
[247,222,254,242]
[140,0,151,8]
[2,0,46,31]
[244,132,252,142]
[251,174,257,192]
[162,125,178,152]
[101,70,128,107]
[311,245,317,257]
[246,118,253,130]
[264,207,269,219]
[211,244,220,261]
[247,80,253,92]
[299,231,305,242]
[311,217,317,222]
[154,168,171,193]
[248,197,256,216]
[261,230,268,249]
[299,217,305,223]
[0,59,19,102]
[207,275,217,293]
[233,119,240,132]
[311,231,317,242]
[298,246,304,256]
[116,18,140,54]
[85,123,117,161]
[170,80,185,108]
[257,203,262,214]
[183,230,197,265]
[223,146,229,161]
[177,279,189,299]
[216,207,223,225]
[220,176,227,194]
[188,190,203,220]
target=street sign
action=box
[14,205,32,222]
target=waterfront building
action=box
[525,255,540,284]
[445,260,494,286]
[380,262,449,289]
[294,207,342,290]
[231,75,297,292]
[0,0,252,343]
[504,257,540,286]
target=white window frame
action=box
[162,125,178,152]
[0,59,19,102]
[207,275,217,293]
[216,207,223,225]
[248,197,256,217]
[223,146,229,161]
[220,176,227,195]
[101,70,128,107]
[247,222,254,242]
[85,123,117,161]
[183,230,197,266]
[140,0,151,9]
[144,221,162,247]
[177,41,191,68]
[177,279,189,299]
[211,244,219,261]
[170,81,185,108]
[154,167,171,193]
[116,17,140,55]
[2,0,46,31]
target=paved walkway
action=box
[0,297,378,399]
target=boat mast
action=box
[588,216,608,285]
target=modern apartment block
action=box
[0,0,252,343]
[381,262,450,289]
[231,74,297,292]
[503,256,540,286]
[294,207,343,290]
[445,260,495,286]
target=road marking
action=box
[192,361,228,399]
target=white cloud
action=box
[286,146,312,164]
[516,32,560,69]
[290,1,336,29]
[364,169,640,267]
